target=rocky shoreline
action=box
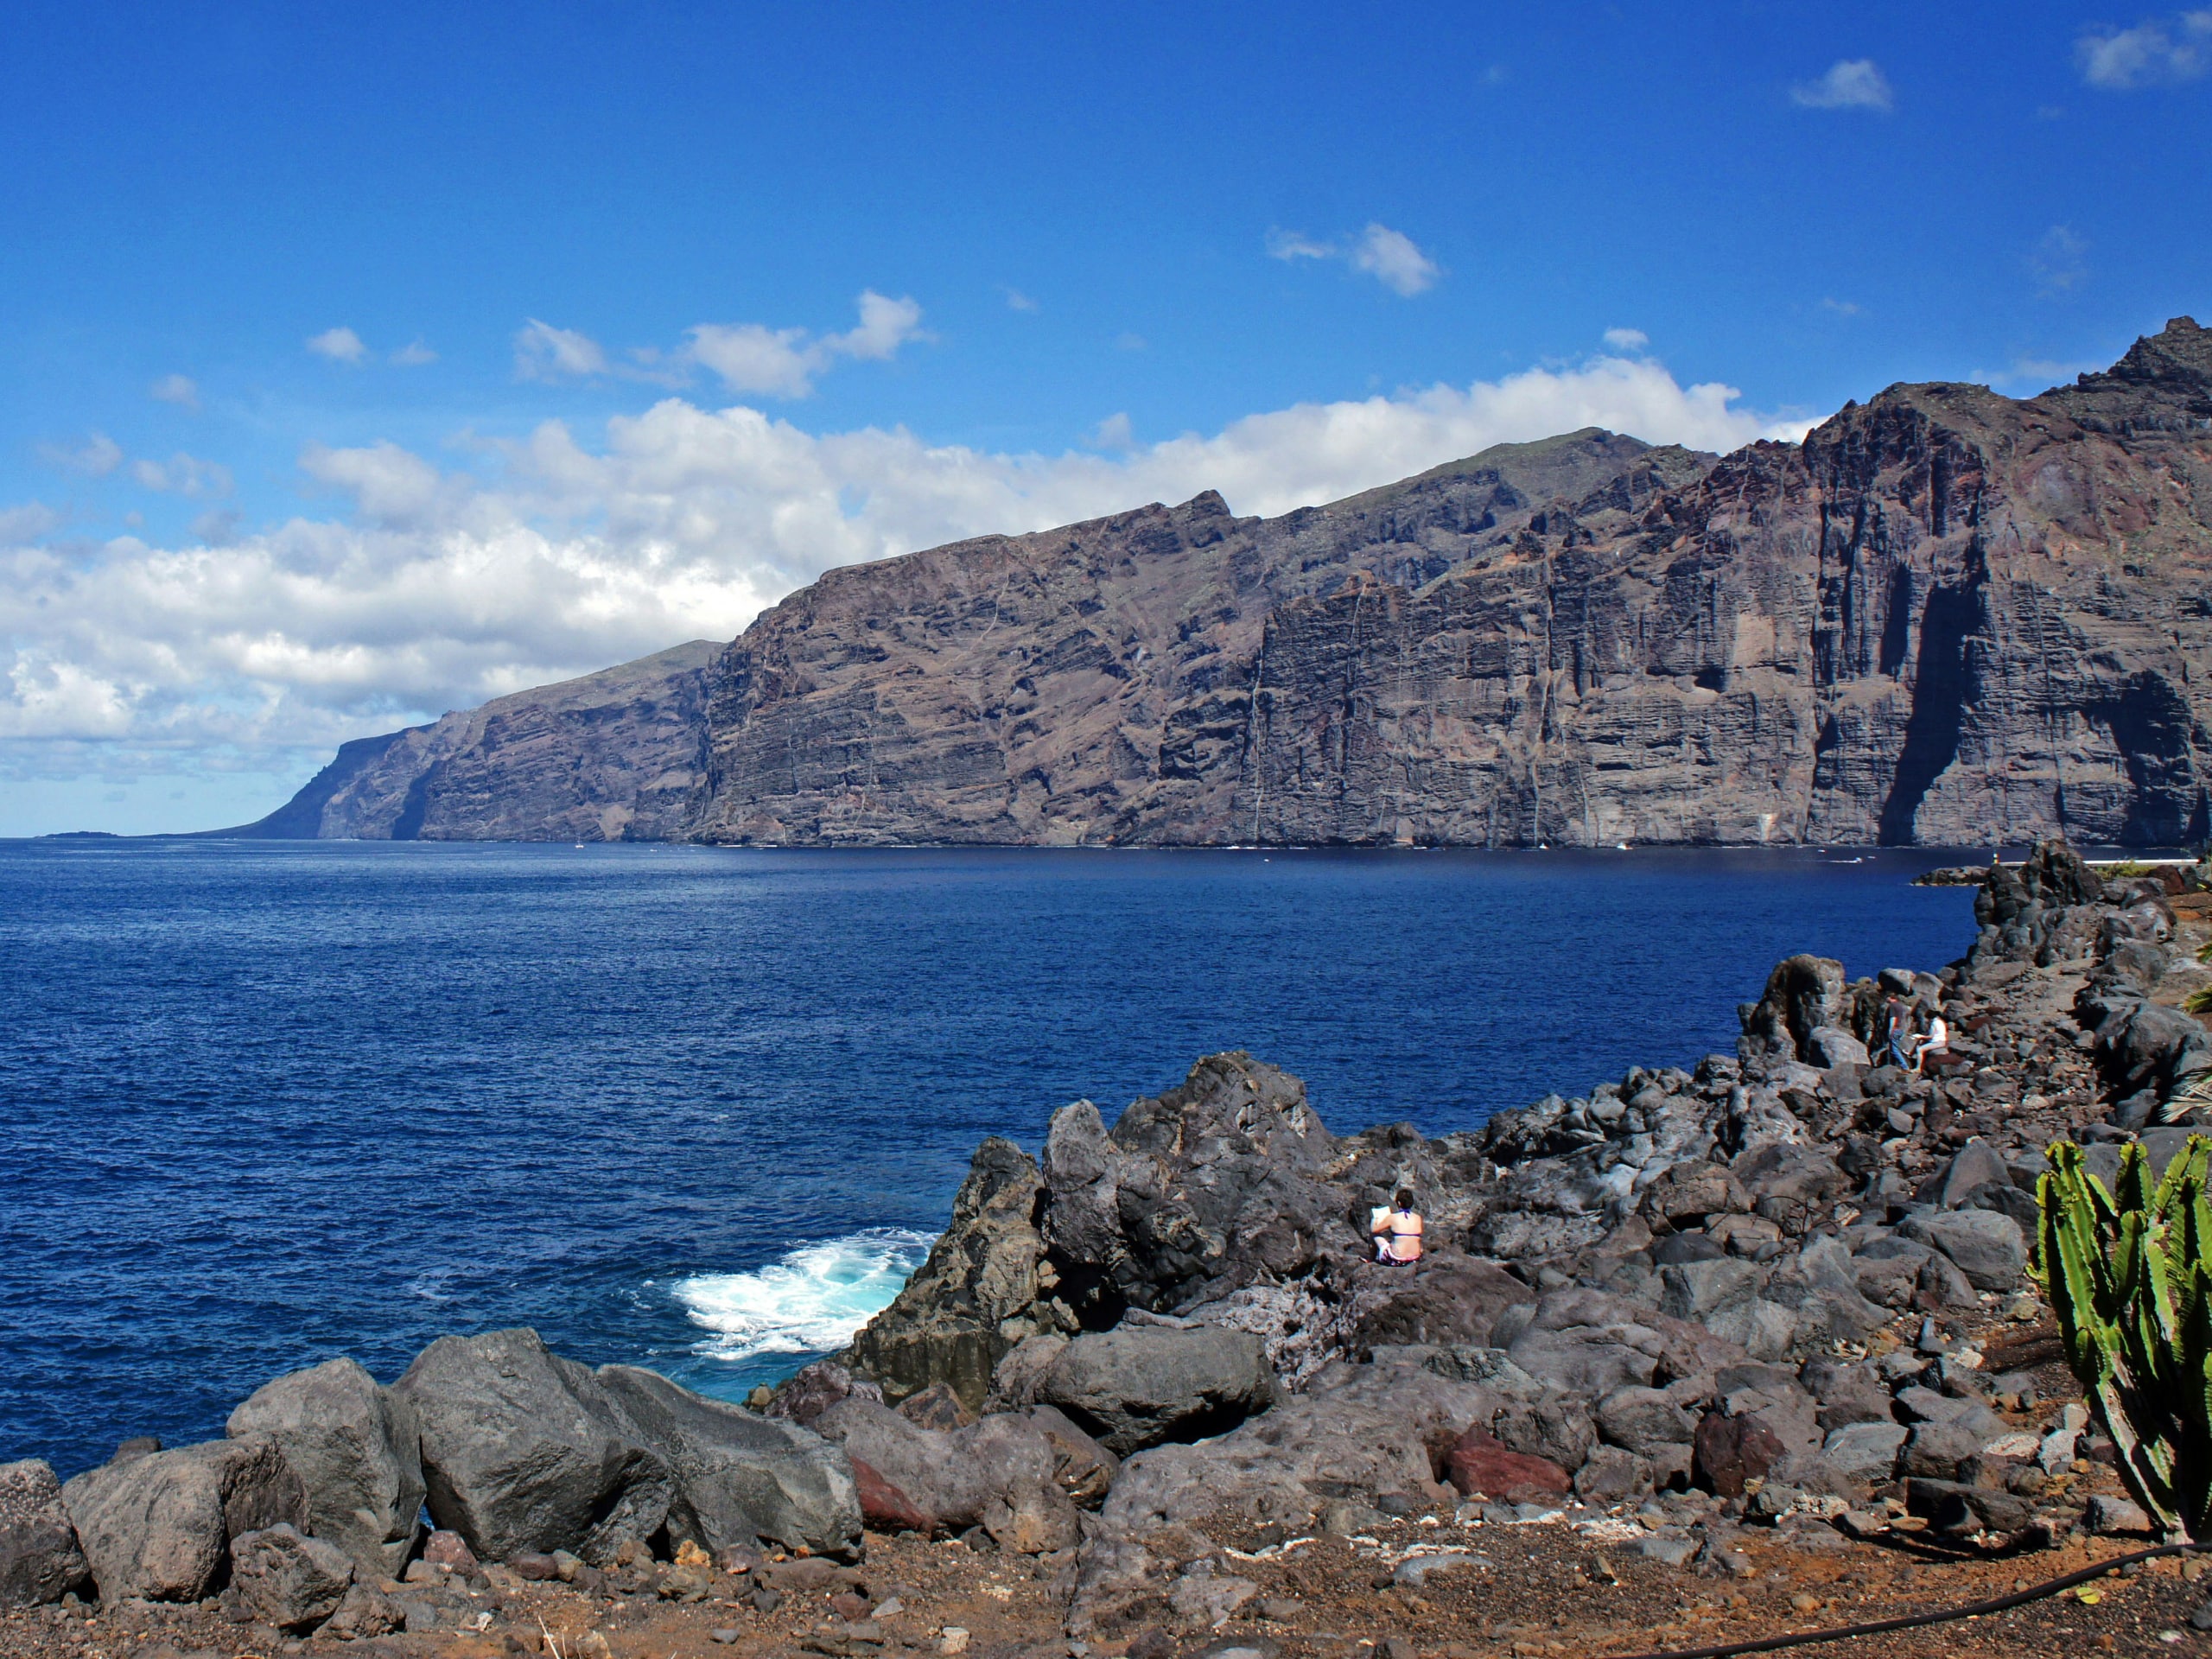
[9,836,2212,1656]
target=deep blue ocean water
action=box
[0,839,1982,1478]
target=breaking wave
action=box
[674,1229,934,1362]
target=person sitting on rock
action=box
[1371,1189,1423,1264]
[1909,1010,1951,1075]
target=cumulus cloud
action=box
[1271,224,1441,296]
[1791,59,1895,111]
[130,453,233,498]
[149,373,200,411]
[307,327,369,365]
[522,292,929,397]
[1602,327,1649,352]
[2079,12,2212,86]
[0,502,59,542]
[37,432,124,476]
[1351,224,1441,296]
[391,340,439,366]
[0,355,1815,775]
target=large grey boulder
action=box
[1039,1325,1274,1455]
[0,1460,88,1606]
[226,1357,425,1577]
[594,1364,861,1560]
[1895,1209,2028,1292]
[392,1328,673,1565]
[811,1395,1079,1552]
[1821,1421,1908,1484]
[1593,1387,1697,1459]
[61,1437,307,1603]
[229,1522,354,1632]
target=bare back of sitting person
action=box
[1370,1188,1423,1264]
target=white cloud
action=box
[130,453,233,498]
[37,433,124,476]
[525,292,927,397]
[2030,224,2090,295]
[1266,228,1336,262]
[684,322,817,397]
[1602,327,1649,352]
[2079,12,2212,87]
[391,340,439,366]
[0,502,60,543]
[1790,59,1896,111]
[1821,297,1863,316]
[1088,412,1135,451]
[307,327,369,365]
[1004,287,1039,313]
[1350,224,1441,296]
[515,319,610,381]
[1116,332,1148,353]
[149,373,200,411]
[299,440,446,526]
[1269,224,1441,296]
[0,357,1813,774]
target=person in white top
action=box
[1910,1011,1951,1074]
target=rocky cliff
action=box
[223,641,720,842]
[235,318,2212,846]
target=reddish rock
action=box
[508,1551,557,1580]
[849,1455,933,1534]
[1693,1411,1786,1497]
[1442,1427,1571,1503]
[422,1529,478,1573]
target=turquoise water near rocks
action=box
[0,839,1980,1477]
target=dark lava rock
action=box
[60,1435,307,1603]
[226,1356,425,1578]
[392,1327,673,1566]
[0,1460,88,1607]
[1039,1325,1274,1455]
[597,1363,860,1560]
[229,1522,355,1633]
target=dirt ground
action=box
[9,1510,2210,1659]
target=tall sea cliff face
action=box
[237,317,2212,846]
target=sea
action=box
[0,838,1986,1478]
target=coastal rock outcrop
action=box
[393,1328,677,1565]
[1035,1326,1274,1455]
[225,1356,424,1577]
[594,1364,861,1560]
[60,1436,307,1603]
[227,1522,355,1633]
[241,319,2212,849]
[0,1461,87,1607]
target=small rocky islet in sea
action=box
[10,837,2212,1656]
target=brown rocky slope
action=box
[232,317,2212,846]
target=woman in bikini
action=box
[1370,1189,1423,1264]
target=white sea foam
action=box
[675,1229,935,1361]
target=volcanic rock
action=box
[0,1460,87,1607]
[1037,1325,1274,1455]
[229,1522,355,1633]
[392,1327,673,1565]
[60,1436,307,1603]
[226,1356,425,1577]
[595,1363,862,1560]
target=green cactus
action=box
[2034,1135,2212,1539]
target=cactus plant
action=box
[2034,1135,2212,1538]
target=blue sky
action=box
[3,2,2209,835]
